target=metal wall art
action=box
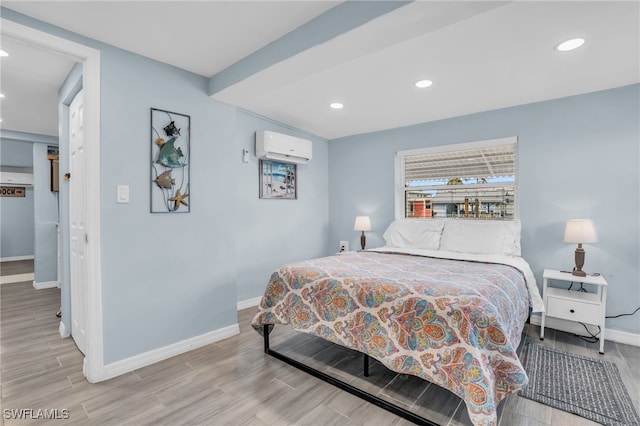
[150,108,190,213]
[259,159,297,199]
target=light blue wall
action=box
[2,8,330,365]
[235,111,329,303]
[0,188,34,258]
[328,84,640,335]
[0,139,34,258]
[98,47,239,363]
[1,139,34,166]
[32,143,59,283]
[96,49,329,363]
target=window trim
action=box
[394,136,519,220]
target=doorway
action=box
[1,18,104,382]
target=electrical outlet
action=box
[339,241,349,252]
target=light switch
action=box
[117,185,129,203]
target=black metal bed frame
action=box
[263,324,439,426]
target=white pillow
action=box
[383,219,445,250]
[439,220,521,256]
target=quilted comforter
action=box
[251,250,533,426]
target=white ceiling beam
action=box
[207,0,411,97]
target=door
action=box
[69,90,87,355]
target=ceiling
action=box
[1,1,638,140]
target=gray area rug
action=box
[520,343,640,426]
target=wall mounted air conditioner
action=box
[256,130,312,164]
[0,170,33,187]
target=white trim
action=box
[394,136,518,220]
[2,19,105,384]
[0,273,35,285]
[394,153,405,220]
[237,296,262,311]
[397,136,517,158]
[0,255,35,262]
[101,324,240,381]
[530,314,640,348]
[82,40,104,385]
[59,321,70,338]
[32,280,59,290]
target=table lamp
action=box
[563,219,599,277]
[354,216,372,250]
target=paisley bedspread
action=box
[251,251,532,426]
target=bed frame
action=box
[263,324,439,426]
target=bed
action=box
[251,218,544,426]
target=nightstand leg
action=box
[600,287,607,354]
[540,277,547,341]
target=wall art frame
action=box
[259,159,297,200]
[150,108,191,213]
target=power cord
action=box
[563,278,640,343]
[606,306,640,319]
[573,308,640,344]
[566,282,587,292]
[576,323,600,344]
[560,270,600,277]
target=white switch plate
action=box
[339,241,349,252]
[117,185,129,203]
[242,148,250,163]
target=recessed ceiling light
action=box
[329,102,344,109]
[415,80,433,88]
[556,38,585,52]
[0,93,5,98]
[0,49,8,57]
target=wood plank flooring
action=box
[1,264,639,425]
[0,260,34,285]
[0,260,34,277]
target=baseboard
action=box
[0,273,34,285]
[101,323,240,381]
[237,296,261,311]
[0,255,34,262]
[530,314,640,347]
[59,321,70,338]
[32,280,60,290]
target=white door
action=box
[69,90,87,355]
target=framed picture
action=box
[259,160,297,199]
[150,108,190,213]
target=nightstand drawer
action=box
[546,296,600,324]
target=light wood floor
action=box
[1,263,639,425]
[0,260,34,277]
[0,260,34,285]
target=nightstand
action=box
[540,269,608,353]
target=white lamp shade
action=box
[354,216,372,232]
[563,219,599,244]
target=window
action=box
[395,137,517,220]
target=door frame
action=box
[2,18,105,382]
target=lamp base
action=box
[360,232,366,251]
[572,245,586,277]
